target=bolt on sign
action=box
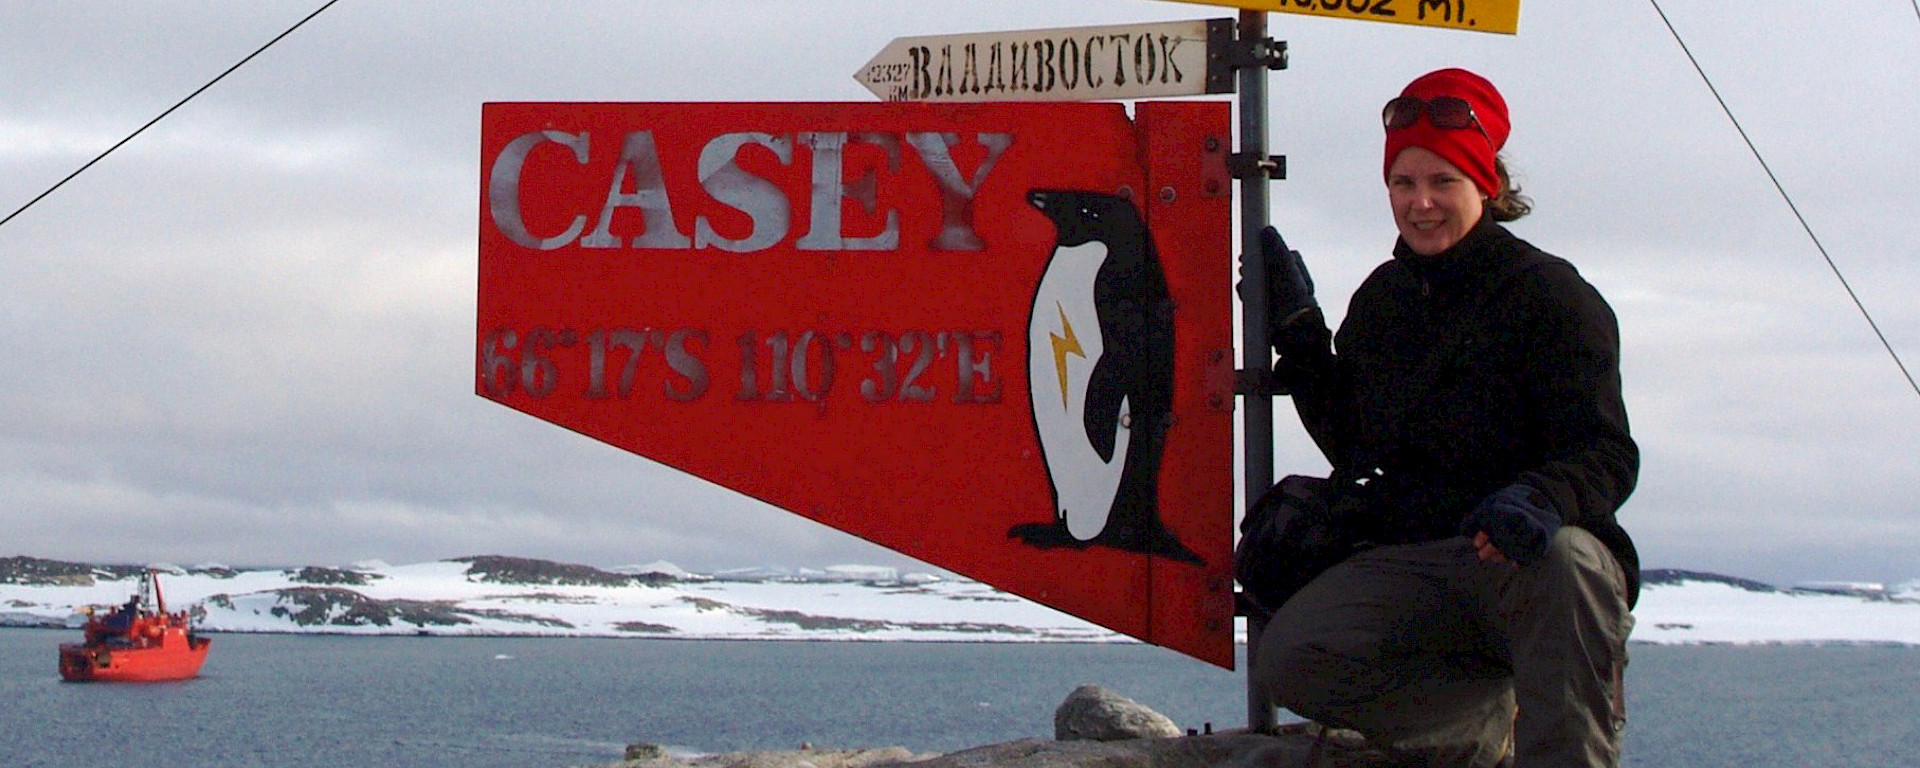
[1160,0,1521,35]
[477,101,1236,667]
[853,19,1234,103]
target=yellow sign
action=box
[1160,0,1520,36]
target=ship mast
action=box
[141,568,168,615]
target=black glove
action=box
[1460,484,1562,565]
[1257,227,1331,389]
[1260,225,1317,326]
[1234,226,1317,316]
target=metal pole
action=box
[1235,9,1278,733]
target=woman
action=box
[1252,68,1639,768]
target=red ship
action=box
[58,569,211,682]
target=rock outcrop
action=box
[582,688,1389,768]
[595,726,1385,768]
[0,556,141,586]
[616,745,933,768]
[455,555,673,587]
[286,566,382,586]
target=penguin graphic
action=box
[1009,189,1202,566]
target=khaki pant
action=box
[1253,527,1632,767]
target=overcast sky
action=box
[2,2,1915,587]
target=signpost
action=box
[1160,0,1521,35]
[853,19,1235,103]
[479,1,1525,727]
[477,101,1236,668]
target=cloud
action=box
[0,2,1914,588]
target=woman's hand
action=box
[1472,531,1515,567]
[1460,484,1560,565]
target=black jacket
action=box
[1280,217,1641,604]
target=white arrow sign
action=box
[854,19,1233,103]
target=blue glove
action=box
[1460,484,1561,565]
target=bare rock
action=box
[583,727,1389,768]
[605,745,932,768]
[902,727,1386,768]
[922,735,1249,768]
[1215,724,1386,768]
[1052,685,1182,741]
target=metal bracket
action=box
[1227,35,1288,72]
[1234,368,1291,397]
[1227,152,1287,181]
[1207,22,1288,93]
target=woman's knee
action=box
[1253,637,1345,720]
[1253,612,1385,720]
[1527,528,1626,603]
[1544,526,1612,568]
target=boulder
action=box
[1052,685,1182,741]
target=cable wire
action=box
[0,0,342,233]
[1649,0,1920,402]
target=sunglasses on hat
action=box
[1382,96,1490,142]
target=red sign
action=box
[477,101,1234,667]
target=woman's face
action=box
[1387,146,1485,256]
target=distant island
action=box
[3,555,1917,646]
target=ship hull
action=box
[57,570,211,683]
[58,628,210,683]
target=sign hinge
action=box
[1227,152,1286,181]
[1203,18,1238,94]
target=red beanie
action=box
[1382,68,1509,197]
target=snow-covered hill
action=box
[1632,569,1920,645]
[0,555,1109,642]
[3,556,1916,646]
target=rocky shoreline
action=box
[571,687,1390,768]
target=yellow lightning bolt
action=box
[1049,302,1085,410]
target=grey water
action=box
[2,628,1915,768]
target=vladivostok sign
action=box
[854,19,1233,103]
